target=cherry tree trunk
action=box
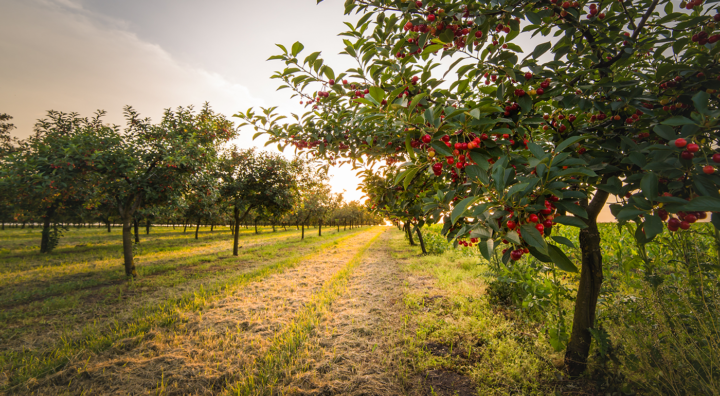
[122,218,136,277]
[565,190,609,376]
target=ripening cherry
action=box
[422,134,432,143]
[687,143,699,153]
[525,72,533,80]
[475,31,483,38]
[529,214,539,223]
[668,218,681,229]
[680,221,690,230]
[704,165,715,174]
[507,220,517,229]
[428,14,436,22]
[681,150,694,160]
[685,213,698,223]
[543,219,553,228]
[658,208,669,221]
[511,249,523,261]
[712,153,720,163]
[535,224,545,233]
[674,138,687,148]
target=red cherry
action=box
[681,151,694,160]
[685,214,697,223]
[704,165,715,174]
[529,214,539,223]
[511,249,523,261]
[422,134,432,143]
[680,221,690,230]
[475,31,483,38]
[674,138,687,148]
[712,153,720,163]
[507,220,517,229]
[525,72,533,80]
[687,143,699,153]
[535,224,545,233]
[668,218,681,228]
[543,219,553,228]
[428,14,436,22]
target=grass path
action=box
[257,228,413,396]
[13,227,384,395]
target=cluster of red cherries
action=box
[499,197,560,261]
[658,208,709,232]
[458,237,479,247]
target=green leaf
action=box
[479,238,494,260]
[518,95,532,114]
[555,135,589,153]
[555,201,588,219]
[528,246,552,262]
[506,231,522,245]
[643,214,664,240]
[661,116,697,126]
[547,244,578,272]
[403,167,420,189]
[552,215,588,229]
[291,41,304,56]
[422,44,444,56]
[641,173,658,202]
[405,134,416,160]
[368,86,385,103]
[681,196,720,212]
[520,223,548,254]
[616,207,646,221]
[533,42,552,59]
[408,93,428,114]
[506,183,529,197]
[451,196,478,224]
[653,124,676,141]
[693,91,711,115]
[551,236,575,248]
[431,141,452,157]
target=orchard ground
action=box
[0,222,717,395]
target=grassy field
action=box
[2,223,716,395]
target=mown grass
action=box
[225,228,386,395]
[387,230,558,396]
[0,224,369,391]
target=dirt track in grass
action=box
[24,227,385,396]
[271,227,412,396]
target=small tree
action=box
[218,147,299,255]
[95,104,234,276]
[0,111,111,251]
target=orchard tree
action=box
[95,104,234,276]
[240,0,720,375]
[0,111,112,251]
[218,147,300,255]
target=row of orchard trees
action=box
[0,106,380,276]
[238,0,720,376]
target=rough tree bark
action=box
[232,205,253,256]
[415,225,427,255]
[39,205,56,253]
[195,220,200,240]
[564,189,610,376]
[133,219,140,243]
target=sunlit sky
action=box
[2,0,623,220]
[1,0,369,201]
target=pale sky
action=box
[1,0,622,220]
[1,0,367,201]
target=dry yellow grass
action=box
[25,228,385,395]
